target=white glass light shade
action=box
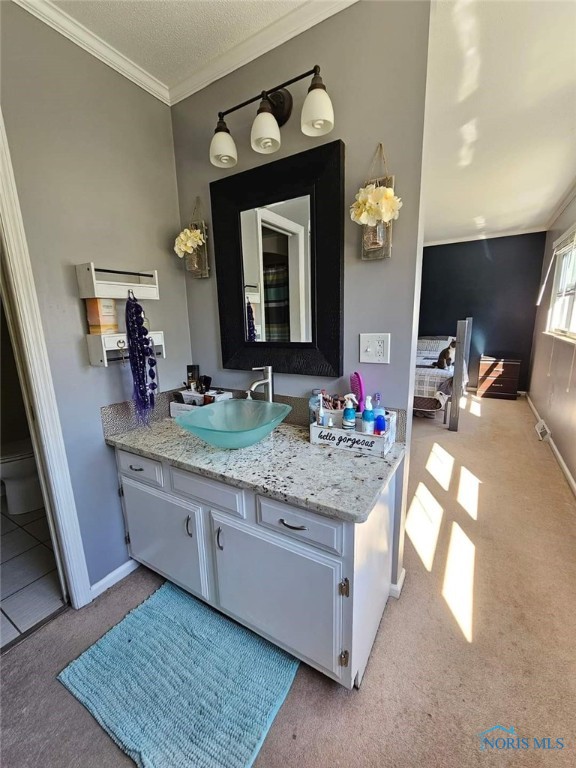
[250,112,281,154]
[301,89,334,136]
[210,130,238,167]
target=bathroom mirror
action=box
[241,195,311,343]
[210,140,344,376]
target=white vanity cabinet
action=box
[122,478,208,600]
[115,447,396,690]
[211,512,344,676]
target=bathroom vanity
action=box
[106,420,404,689]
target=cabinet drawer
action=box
[479,358,521,378]
[477,375,518,398]
[171,468,244,517]
[118,450,163,487]
[257,497,343,555]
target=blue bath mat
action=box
[58,583,299,768]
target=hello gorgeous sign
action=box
[309,423,394,457]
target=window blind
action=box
[549,228,576,338]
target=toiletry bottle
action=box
[317,393,325,427]
[342,393,358,430]
[374,392,386,434]
[373,392,386,418]
[362,395,375,435]
[374,414,386,435]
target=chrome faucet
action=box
[248,366,274,402]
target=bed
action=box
[414,317,473,431]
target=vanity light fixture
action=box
[209,116,238,168]
[250,93,282,154]
[209,65,334,168]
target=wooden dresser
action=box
[477,356,521,400]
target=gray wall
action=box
[529,194,576,482]
[1,2,191,584]
[1,0,430,589]
[171,0,431,413]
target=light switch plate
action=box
[359,333,390,364]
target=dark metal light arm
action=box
[219,66,320,120]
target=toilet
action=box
[0,439,44,516]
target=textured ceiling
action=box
[55,0,310,89]
[423,0,576,244]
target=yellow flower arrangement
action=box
[174,228,205,258]
[350,183,402,227]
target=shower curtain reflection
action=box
[263,258,290,342]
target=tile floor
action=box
[0,497,65,649]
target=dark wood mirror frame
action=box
[210,140,344,377]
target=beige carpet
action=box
[1,396,575,767]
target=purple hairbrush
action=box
[350,371,365,413]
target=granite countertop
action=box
[106,419,405,524]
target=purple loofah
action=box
[125,291,157,424]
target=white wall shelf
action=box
[76,262,159,300]
[86,331,165,367]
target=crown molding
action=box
[546,178,576,230]
[13,0,171,105]
[169,0,359,105]
[13,0,358,108]
[424,226,547,248]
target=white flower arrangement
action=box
[350,183,402,227]
[174,227,205,258]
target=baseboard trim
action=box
[525,395,539,420]
[526,395,576,499]
[389,568,406,599]
[90,559,139,599]
[547,439,576,500]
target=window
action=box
[548,226,576,339]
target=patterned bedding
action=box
[414,351,469,403]
[414,363,455,398]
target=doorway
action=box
[0,294,67,650]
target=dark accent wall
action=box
[419,233,546,389]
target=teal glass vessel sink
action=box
[175,399,292,449]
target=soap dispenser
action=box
[362,395,375,435]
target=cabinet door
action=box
[123,478,207,599]
[212,513,342,675]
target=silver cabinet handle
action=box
[216,526,224,550]
[279,518,308,531]
[129,465,144,472]
[185,515,193,537]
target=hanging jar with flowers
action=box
[350,143,402,260]
[173,197,210,277]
